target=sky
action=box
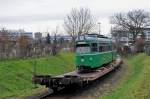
[0,0,150,35]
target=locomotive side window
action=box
[99,43,105,52]
[99,43,111,52]
[112,43,116,50]
[91,43,98,52]
[103,45,108,52]
[110,44,112,51]
[105,44,111,51]
[99,46,103,52]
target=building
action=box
[10,32,20,38]
[20,32,33,38]
[50,35,72,41]
[112,28,150,45]
[34,32,42,39]
[7,30,33,39]
[143,28,150,41]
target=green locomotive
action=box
[75,34,117,71]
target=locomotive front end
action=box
[75,41,93,70]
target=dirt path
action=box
[44,64,127,99]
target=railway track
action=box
[26,89,53,99]
[37,91,52,99]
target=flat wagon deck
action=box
[32,57,122,92]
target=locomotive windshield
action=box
[76,44,90,54]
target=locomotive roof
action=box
[76,34,112,43]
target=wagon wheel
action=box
[52,87,58,93]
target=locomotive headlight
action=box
[81,59,84,62]
[89,57,93,61]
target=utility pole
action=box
[98,22,101,35]
[33,44,37,88]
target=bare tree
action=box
[17,35,31,58]
[46,33,51,44]
[111,9,150,43]
[0,28,12,59]
[64,8,95,44]
[51,26,59,55]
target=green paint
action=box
[76,51,116,69]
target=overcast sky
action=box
[0,0,150,35]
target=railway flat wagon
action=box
[33,57,122,92]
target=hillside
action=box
[0,52,75,98]
[101,53,150,99]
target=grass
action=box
[1,52,150,99]
[0,52,75,99]
[101,53,150,99]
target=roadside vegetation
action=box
[0,52,75,98]
[101,53,150,99]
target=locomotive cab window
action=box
[99,43,111,52]
[91,43,98,52]
[99,46,103,52]
[76,44,90,54]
